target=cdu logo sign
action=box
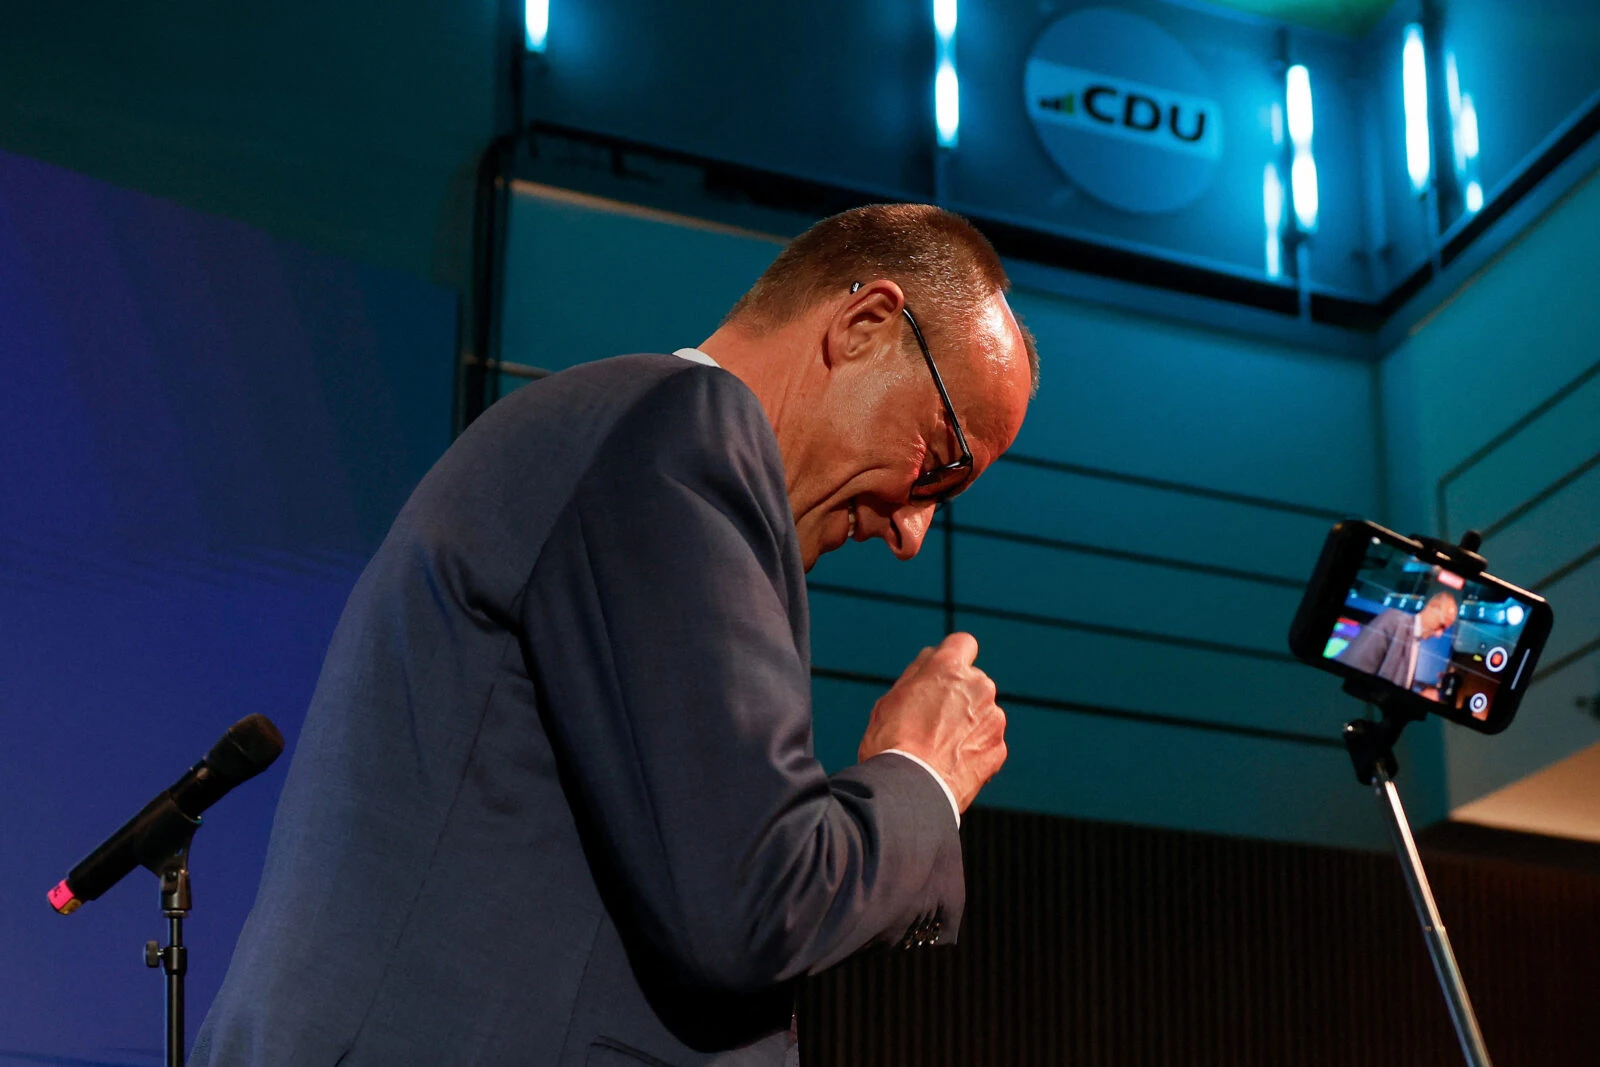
[1028,64,1220,160]
[1024,7,1224,214]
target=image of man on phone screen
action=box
[1337,592,1459,698]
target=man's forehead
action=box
[973,293,1015,347]
[951,294,1031,441]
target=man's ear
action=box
[825,279,906,368]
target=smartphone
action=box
[1289,520,1553,734]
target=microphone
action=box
[48,714,284,915]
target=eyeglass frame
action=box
[850,281,975,503]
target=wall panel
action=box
[808,591,947,682]
[798,806,1600,1066]
[1002,289,1379,515]
[806,535,945,602]
[954,614,1343,740]
[1481,466,1600,601]
[1439,362,1600,543]
[957,459,1339,584]
[1383,170,1600,810]
[499,186,783,378]
[955,535,1302,655]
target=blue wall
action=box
[0,151,456,1065]
[500,184,1413,849]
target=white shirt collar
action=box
[673,348,719,368]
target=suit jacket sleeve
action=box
[518,366,964,994]
[1338,609,1399,674]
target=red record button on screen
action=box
[1485,647,1509,673]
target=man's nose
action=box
[888,503,938,560]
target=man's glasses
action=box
[851,282,974,503]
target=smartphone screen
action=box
[1323,534,1539,723]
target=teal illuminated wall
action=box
[1383,169,1600,811]
[0,1,497,289]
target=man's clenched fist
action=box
[856,632,1008,812]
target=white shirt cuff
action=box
[882,749,961,829]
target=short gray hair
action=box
[725,203,1039,396]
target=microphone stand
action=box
[50,714,283,1067]
[143,835,197,1067]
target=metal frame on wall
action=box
[456,105,1600,427]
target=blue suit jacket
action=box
[193,355,964,1065]
[1337,607,1418,688]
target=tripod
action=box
[1342,700,1492,1067]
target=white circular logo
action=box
[1024,7,1223,214]
[1469,692,1490,716]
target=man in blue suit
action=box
[1338,592,1459,695]
[194,204,1037,1065]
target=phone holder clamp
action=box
[1410,528,1487,578]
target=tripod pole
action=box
[1370,764,1492,1067]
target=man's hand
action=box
[857,632,1008,812]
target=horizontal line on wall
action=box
[1532,542,1600,592]
[996,452,1348,522]
[807,582,1296,664]
[510,178,790,246]
[1437,356,1600,534]
[1532,634,1600,686]
[953,522,1307,589]
[811,666,1341,749]
[1479,448,1600,541]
